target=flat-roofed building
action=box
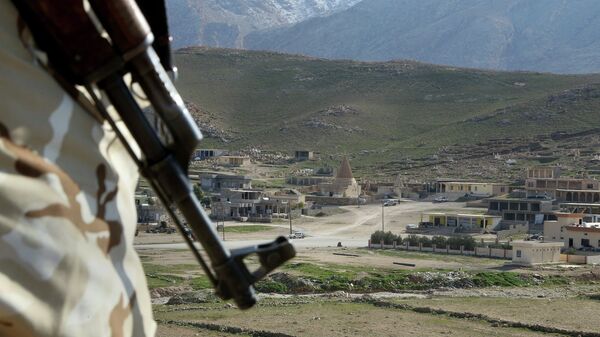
[200,174,252,192]
[217,155,250,166]
[544,212,583,244]
[436,181,509,197]
[193,149,226,160]
[512,240,563,265]
[425,212,501,230]
[564,223,600,249]
[487,196,554,225]
[294,150,314,161]
[559,203,600,223]
[525,165,599,198]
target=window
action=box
[516,250,522,258]
[588,183,594,189]
[501,187,506,192]
[531,203,540,211]
[582,239,590,247]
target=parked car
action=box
[383,199,398,206]
[433,196,448,203]
[288,231,305,239]
[405,224,418,229]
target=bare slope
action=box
[174,47,600,168]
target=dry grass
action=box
[394,296,600,333]
[154,300,562,337]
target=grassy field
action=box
[393,296,600,333]
[154,298,568,337]
[144,246,600,337]
[223,225,273,233]
[174,47,600,171]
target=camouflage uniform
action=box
[0,1,156,336]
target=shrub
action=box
[418,236,432,247]
[447,236,476,250]
[406,234,420,247]
[431,236,448,248]
[370,230,399,245]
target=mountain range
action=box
[245,0,600,74]
[166,0,361,49]
[168,0,600,74]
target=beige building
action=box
[319,157,361,198]
[544,213,583,244]
[425,212,501,230]
[564,224,600,249]
[526,165,599,198]
[512,241,563,265]
[218,155,250,166]
[437,181,509,196]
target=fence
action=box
[368,240,512,259]
[559,254,600,265]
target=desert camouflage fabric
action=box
[0,1,156,336]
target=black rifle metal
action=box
[12,0,295,310]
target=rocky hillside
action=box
[174,47,600,175]
[244,0,600,74]
[166,0,362,48]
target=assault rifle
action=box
[12,0,295,309]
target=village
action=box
[134,148,600,267]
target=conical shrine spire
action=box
[336,156,354,179]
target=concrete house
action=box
[487,195,554,225]
[193,149,226,161]
[200,174,252,192]
[564,223,600,249]
[425,212,501,231]
[526,165,599,198]
[217,155,250,166]
[544,213,583,244]
[512,240,563,265]
[436,181,509,197]
[294,150,314,161]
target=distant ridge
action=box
[244,0,600,74]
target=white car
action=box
[288,231,305,239]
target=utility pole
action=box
[221,204,225,241]
[288,203,292,235]
[382,201,385,232]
